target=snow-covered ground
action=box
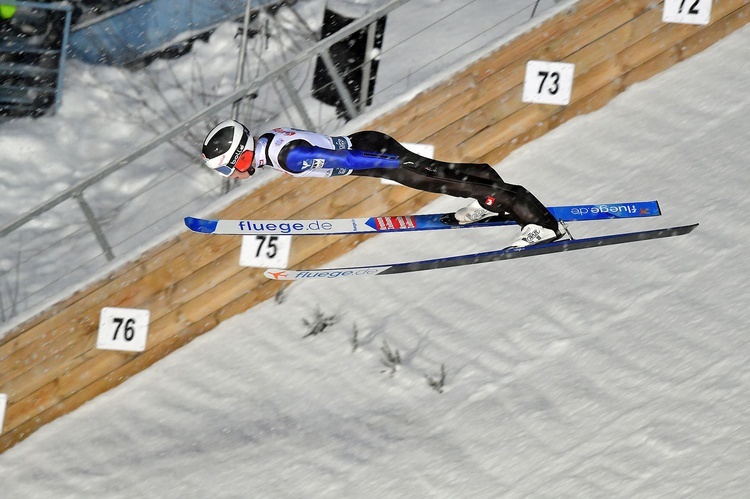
[1,14,748,499]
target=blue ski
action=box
[263,223,698,280]
[185,201,661,236]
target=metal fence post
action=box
[278,69,315,130]
[319,49,359,121]
[359,21,378,113]
[221,0,255,195]
[73,191,115,261]
[54,4,73,114]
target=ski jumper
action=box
[254,128,558,230]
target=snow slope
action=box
[1,16,749,499]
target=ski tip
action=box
[184,217,218,234]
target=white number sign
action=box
[662,0,712,25]
[522,60,575,106]
[403,143,435,158]
[240,235,291,268]
[97,307,150,352]
[0,393,6,434]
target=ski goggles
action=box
[214,149,255,177]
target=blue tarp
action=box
[69,0,279,65]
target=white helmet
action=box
[202,119,255,177]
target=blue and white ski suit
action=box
[253,127,558,231]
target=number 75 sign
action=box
[522,61,575,106]
[240,234,291,268]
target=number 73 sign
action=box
[522,60,575,106]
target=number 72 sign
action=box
[663,0,712,25]
[522,61,575,106]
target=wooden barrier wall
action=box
[1,0,747,453]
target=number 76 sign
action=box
[97,307,150,352]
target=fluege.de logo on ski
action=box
[236,220,334,234]
[570,204,641,216]
[292,269,381,279]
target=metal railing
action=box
[0,0,560,325]
[0,0,412,241]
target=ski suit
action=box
[253,127,558,230]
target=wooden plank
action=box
[369,0,618,133]
[0,241,217,392]
[678,1,749,60]
[0,311,220,453]
[454,55,625,161]
[456,0,619,79]
[406,0,657,158]
[453,0,740,161]
[0,175,291,338]
[474,0,747,165]
[478,78,624,166]
[0,174,306,351]
[388,0,653,144]
[622,1,750,88]
[1,332,97,404]
[5,289,229,432]
[0,175,364,383]
[0,250,193,379]
[478,0,748,165]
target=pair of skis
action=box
[184,201,697,280]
